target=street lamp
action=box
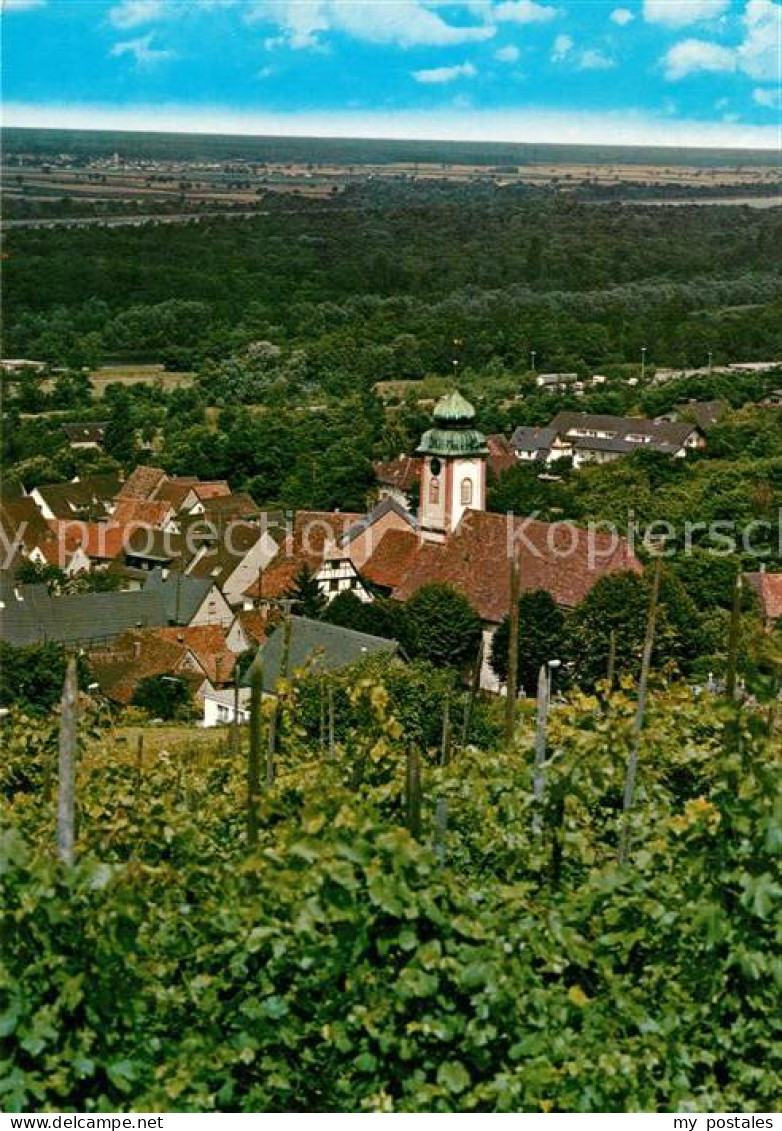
[547,658,562,700]
[641,346,647,381]
[707,350,713,376]
[530,349,537,373]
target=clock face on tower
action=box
[430,457,442,476]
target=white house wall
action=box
[190,585,234,627]
[222,531,280,606]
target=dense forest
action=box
[4,190,782,375]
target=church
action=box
[377,391,641,689]
[262,390,644,692]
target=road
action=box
[2,210,270,230]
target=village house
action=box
[0,568,232,648]
[240,509,377,610]
[60,422,107,451]
[1,494,90,577]
[30,473,122,523]
[373,456,421,510]
[510,412,706,467]
[744,570,782,630]
[203,615,398,726]
[89,624,236,708]
[656,399,728,432]
[535,372,578,393]
[509,426,558,463]
[225,607,273,654]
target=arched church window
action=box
[429,478,440,504]
[461,477,473,506]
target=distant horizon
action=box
[3,105,780,153]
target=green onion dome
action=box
[417,391,488,457]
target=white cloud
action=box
[109,0,166,29]
[110,32,175,64]
[250,0,495,49]
[495,43,520,60]
[610,7,634,24]
[737,0,781,81]
[551,36,616,69]
[644,0,730,26]
[662,0,781,82]
[579,48,616,68]
[753,84,781,105]
[6,100,778,150]
[494,0,558,23]
[550,32,572,59]
[253,0,327,48]
[2,0,46,10]
[663,36,736,77]
[413,61,477,82]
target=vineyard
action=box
[2,667,779,1114]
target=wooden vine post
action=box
[532,662,550,837]
[319,677,326,752]
[405,747,422,839]
[57,655,78,866]
[606,628,617,693]
[725,570,743,701]
[619,557,662,865]
[133,733,144,804]
[440,696,451,767]
[328,682,336,759]
[246,658,263,848]
[504,556,521,743]
[461,638,484,748]
[231,662,241,755]
[435,696,452,864]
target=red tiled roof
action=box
[242,511,364,600]
[245,558,305,601]
[291,511,364,552]
[151,480,194,510]
[200,493,262,519]
[745,572,782,621]
[374,456,421,492]
[112,498,173,528]
[486,434,517,480]
[392,510,642,623]
[193,481,232,501]
[91,623,238,703]
[90,631,195,704]
[116,465,167,502]
[361,528,421,591]
[235,608,272,646]
[157,625,236,684]
[1,496,54,553]
[47,520,128,562]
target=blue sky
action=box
[3,0,781,147]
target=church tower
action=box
[417,391,488,544]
